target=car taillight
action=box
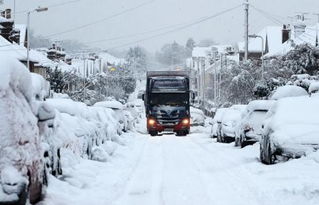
[182,118,190,125]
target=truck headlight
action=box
[148,119,156,126]
[182,118,190,125]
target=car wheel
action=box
[235,137,240,147]
[261,138,275,165]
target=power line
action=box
[106,4,242,50]
[82,22,191,45]
[15,0,83,15]
[250,4,284,25]
[44,0,156,38]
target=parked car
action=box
[94,100,129,133]
[0,62,46,205]
[269,85,308,100]
[260,96,319,164]
[219,105,246,143]
[235,100,274,147]
[190,107,205,126]
[210,108,227,138]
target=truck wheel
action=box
[150,131,158,136]
[176,131,187,136]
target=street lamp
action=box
[27,7,48,70]
[249,34,264,79]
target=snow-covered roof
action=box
[192,47,212,58]
[192,45,234,58]
[265,23,319,57]
[238,26,282,53]
[0,35,30,61]
[99,52,125,65]
[14,24,26,46]
[0,16,13,23]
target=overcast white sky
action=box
[3,0,319,52]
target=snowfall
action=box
[1,56,319,205]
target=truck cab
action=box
[144,71,191,136]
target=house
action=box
[265,22,319,57]
[237,26,284,61]
[188,45,237,107]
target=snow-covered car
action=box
[210,108,227,138]
[235,100,274,147]
[309,82,319,96]
[190,107,205,126]
[260,96,319,164]
[94,100,129,133]
[219,105,246,143]
[0,58,46,204]
[269,85,308,100]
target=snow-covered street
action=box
[41,124,319,205]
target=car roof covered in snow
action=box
[265,96,319,145]
[94,100,124,110]
[270,85,308,100]
[246,100,275,113]
[213,108,227,122]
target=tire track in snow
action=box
[111,135,165,205]
[187,134,265,205]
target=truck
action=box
[143,71,192,136]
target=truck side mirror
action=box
[192,92,195,100]
[142,94,145,101]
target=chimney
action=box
[294,21,306,38]
[282,24,291,43]
[4,9,11,19]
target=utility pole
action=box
[244,0,249,61]
[13,0,16,21]
[314,13,319,47]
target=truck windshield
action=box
[150,78,187,92]
[150,93,188,106]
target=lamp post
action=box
[249,34,264,79]
[27,7,48,70]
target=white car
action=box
[94,100,128,133]
[269,85,308,100]
[210,108,227,138]
[260,96,319,164]
[190,107,205,126]
[235,100,274,147]
[219,105,246,143]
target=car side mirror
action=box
[142,94,145,101]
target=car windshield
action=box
[150,93,188,106]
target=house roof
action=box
[238,26,282,53]
[192,47,212,58]
[265,23,319,57]
[99,52,125,65]
[192,45,234,58]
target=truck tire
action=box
[176,131,187,136]
[150,131,158,136]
